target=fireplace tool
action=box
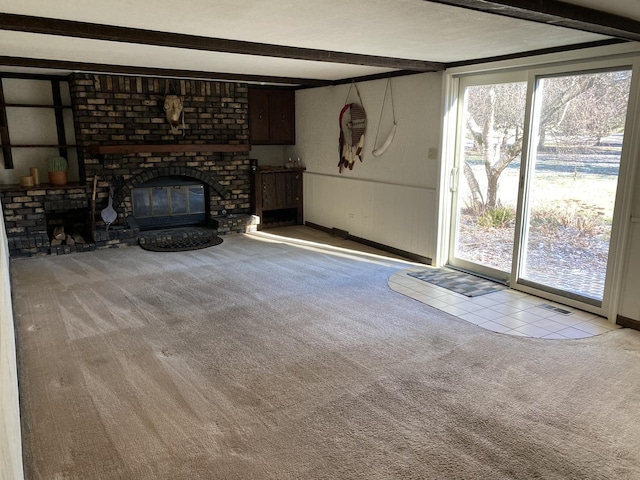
[101,187,117,230]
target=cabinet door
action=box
[249,89,270,144]
[261,173,278,210]
[269,90,295,145]
[283,172,298,206]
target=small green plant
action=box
[47,157,68,172]
[477,206,515,229]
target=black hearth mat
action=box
[139,226,223,252]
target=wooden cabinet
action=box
[251,167,304,228]
[248,88,295,145]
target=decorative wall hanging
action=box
[155,80,185,135]
[372,79,397,157]
[164,95,185,135]
[338,83,367,173]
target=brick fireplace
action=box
[1,73,258,256]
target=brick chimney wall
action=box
[69,73,251,218]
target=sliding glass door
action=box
[449,63,634,312]
[449,74,527,283]
[516,69,632,305]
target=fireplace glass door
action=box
[132,177,206,230]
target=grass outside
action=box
[463,153,619,220]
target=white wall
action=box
[285,72,443,260]
[0,200,24,480]
[619,222,640,320]
[250,145,287,167]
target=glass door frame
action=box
[447,70,529,284]
[512,59,639,317]
[439,48,640,320]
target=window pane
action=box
[189,185,205,213]
[152,188,170,216]
[453,81,527,274]
[520,69,632,302]
[132,188,151,217]
[170,186,188,215]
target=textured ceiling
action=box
[0,0,636,83]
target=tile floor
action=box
[389,267,621,339]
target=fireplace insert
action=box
[131,176,207,230]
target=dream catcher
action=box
[372,79,397,157]
[338,83,367,173]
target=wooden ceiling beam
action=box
[446,38,626,68]
[425,0,640,42]
[0,13,444,73]
[0,55,331,87]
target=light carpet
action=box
[10,230,640,479]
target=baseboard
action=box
[305,221,432,265]
[616,314,640,331]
